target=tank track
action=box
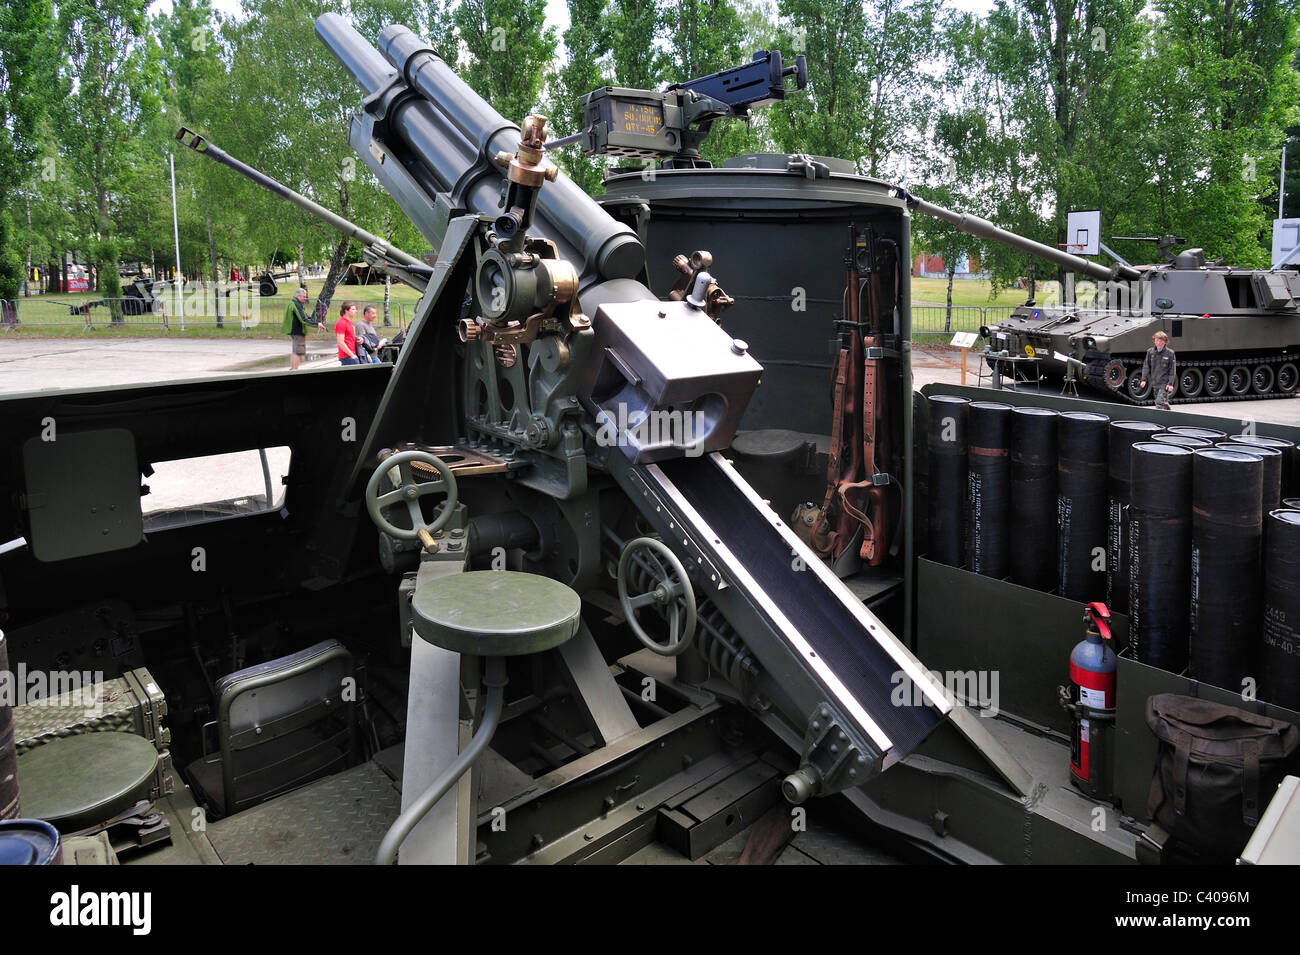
[1083,352,1300,406]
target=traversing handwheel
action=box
[617,537,697,657]
[365,450,459,542]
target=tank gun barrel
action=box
[174,126,428,273]
[314,13,645,291]
[899,190,1140,283]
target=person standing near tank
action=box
[1140,331,1177,411]
[282,286,325,371]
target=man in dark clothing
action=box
[1140,331,1177,410]
[281,286,324,370]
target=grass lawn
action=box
[3,276,421,339]
[911,276,1049,307]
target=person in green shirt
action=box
[282,286,324,370]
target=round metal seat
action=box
[411,570,581,656]
[16,733,158,832]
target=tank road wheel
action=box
[1204,366,1228,397]
[1277,362,1299,395]
[1252,364,1275,395]
[1178,367,1204,399]
[1125,369,1150,401]
[1103,359,1127,391]
[1228,366,1252,396]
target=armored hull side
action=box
[989,264,1300,403]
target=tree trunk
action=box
[297,243,307,288]
[97,186,123,324]
[23,194,32,297]
[316,236,352,325]
[945,264,955,333]
[383,211,392,326]
[206,211,222,327]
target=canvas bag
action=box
[1145,693,1299,860]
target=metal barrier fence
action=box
[0,294,415,332]
[911,304,1016,336]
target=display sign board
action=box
[950,332,978,348]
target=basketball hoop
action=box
[1058,243,1087,254]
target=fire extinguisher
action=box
[1061,601,1117,801]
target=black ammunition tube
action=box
[1215,443,1282,511]
[1057,411,1110,602]
[1262,509,1300,710]
[1151,432,1211,450]
[927,394,969,567]
[966,401,1012,578]
[1128,443,1193,671]
[1107,420,1162,615]
[1167,426,1226,442]
[1010,407,1058,590]
[1228,434,1297,497]
[1189,448,1263,692]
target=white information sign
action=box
[950,332,978,348]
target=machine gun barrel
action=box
[175,126,427,272]
[314,13,645,291]
[901,190,1141,283]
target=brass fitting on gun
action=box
[494,115,560,188]
[667,250,734,322]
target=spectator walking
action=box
[356,306,380,364]
[281,286,324,371]
[1140,331,1177,411]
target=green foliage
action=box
[454,0,556,127]
[770,0,939,177]
[0,212,22,300]
[608,0,663,89]
[0,0,56,295]
[3,0,1299,304]
[548,0,610,194]
[948,0,1300,285]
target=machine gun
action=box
[547,50,807,167]
[1112,234,1188,263]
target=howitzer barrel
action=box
[175,127,426,271]
[315,14,645,290]
[902,192,1140,283]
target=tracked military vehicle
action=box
[970,233,1300,405]
[2,16,1298,871]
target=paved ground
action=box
[911,344,1300,429]
[0,337,341,394]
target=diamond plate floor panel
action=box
[205,761,401,865]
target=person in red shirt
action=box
[335,301,359,365]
